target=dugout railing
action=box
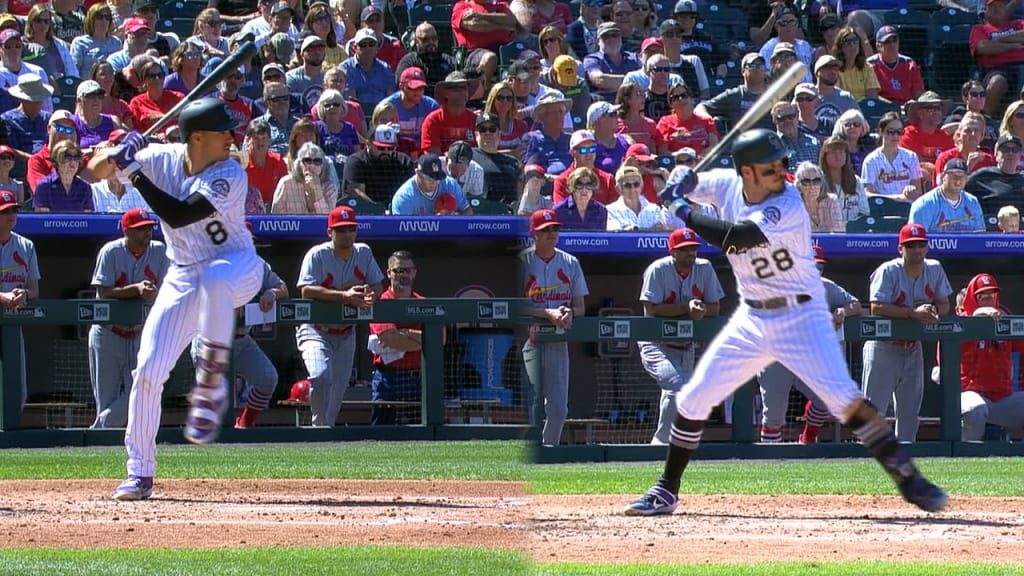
[0,298,534,446]
[530,315,1024,463]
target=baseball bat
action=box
[693,61,809,173]
[143,41,259,138]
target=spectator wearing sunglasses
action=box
[933,112,996,187]
[382,68,440,149]
[942,81,998,151]
[128,58,183,138]
[696,52,774,132]
[965,133,1024,216]
[566,0,603,57]
[582,22,641,102]
[552,129,616,205]
[758,9,814,83]
[861,112,922,202]
[271,142,337,214]
[395,23,458,100]
[795,161,843,232]
[187,8,229,58]
[472,113,522,205]
[255,81,299,155]
[606,165,671,231]
[242,0,299,47]
[900,91,955,183]
[340,29,397,118]
[345,5,405,72]
[866,26,923,106]
[33,140,93,212]
[773,101,820,173]
[342,123,415,206]
[553,165,608,230]
[26,109,81,193]
[657,83,718,158]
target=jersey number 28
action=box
[751,248,793,279]
[205,220,228,245]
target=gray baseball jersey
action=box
[520,247,589,311]
[0,232,40,292]
[296,241,384,339]
[639,255,725,311]
[869,258,952,309]
[823,276,858,342]
[135,144,254,266]
[91,238,169,326]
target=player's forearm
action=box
[300,285,346,302]
[130,172,216,228]
[644,303,691,317]
[270,283,289,300]
[934,298,951,316]
[25,280,38,301]
[97,285,144,299]
[88,152,118,180]
[871,302,911,318]
[379,328,421,351]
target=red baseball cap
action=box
[668,227,700,251]
[400,67,428,90]
[626,143,655,162]
[0,190,18,211]
[898,223,928,245]
[434,193,458,213]
[640,37,664,53]
[0,145,14,158]
[328,205,358,228]
[124,17,150,33]
[530,209,560,231]
[813,245,826,264]
[121,208,158,230]
[523,163,545,177]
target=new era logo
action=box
[79,306,92,320]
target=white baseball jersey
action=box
[0,232,40,292]
[134,144,254,266]
[687,169,822,302]
[520,247,589,311]
[860,147,922,198]
[296,242,384,338]
[91,238,169,329]
[869,258,952,308]
[639,256,725,309]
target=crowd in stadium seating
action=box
[0,0,1022,228]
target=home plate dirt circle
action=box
[1,480,1022,565]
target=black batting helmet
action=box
[731,128,790,172]
[178,98,240,142]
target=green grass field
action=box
[1,441,1022,576]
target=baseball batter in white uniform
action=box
[862,223,952,442]
[757,245,861,444]
[297,206,384,427]
[638,228,723,445]
[521,209,588,446]
[624,129,947,516]
[90,98,263,501]
[0,191,40,410]
[89,208,168,429]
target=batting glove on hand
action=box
[660,166,698,221]
[110,131,147,175]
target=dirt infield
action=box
[1,480,1022,564]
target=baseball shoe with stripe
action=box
[184,380,228,445]
[623,485,679,516]
[112,475,153,501]
[899,475,949,513]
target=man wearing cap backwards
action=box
[861,223,952,443]
[938,273,1024,441]
[472,112,522,204]
[346,5,404,71]
[0,73,51,178]
[421,71,478,156]
[391,152,472,215]
[382,67,440,146]
[970,0,1024,116]
[243,0,299,45]
[521,208,588,446]
[296,205,384,428]
[395,23,458,99]
[0,29,53,114]
[623,129,949,516]
[757,245,862,444]
[286,35,327,111]
[812,55,858,128]
[88,208,168,429]
[0,189,39,413]
[583,22,641,101]
[866,25,923,106]
[89,98,263,499]
[696,53,773,131]
[908,158,985,233]
[638,227,723,445]
[966,133,1024,215]
[343,123,415,206]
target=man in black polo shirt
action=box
[471,113,521,206]
[342,124,415,207]
[965,133,1024,217]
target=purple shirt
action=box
[315,120,360,158]
[595,134,629,175]
[553,195,607,230]
[164,72,203,95]
[75,114,115,149]
[33,172,94,212]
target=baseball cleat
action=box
[898,475,949,513]
[184,382,227,445]
[623,485,679,516]
[112,475,153,501]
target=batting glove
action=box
[660,166,698,221]
[110,131,147,175]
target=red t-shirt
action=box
[421,108,478,154]
[101,98,132,127]
[899,124,954,165]
[221,96,253,146]
[868,54,925,105]
[552,163,616,205]
[970,20,1024,70]
[932,147,996,186]
[7,0,45,16]
[451,0,515,50]
[246,151,288,205]
[530,2,572,34]
[369,287,426,370]
[655,113,719,156]
[129,90,185,135]
[617,116,659,149]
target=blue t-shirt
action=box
[582,51,642,100]
[339,57,397,111]
[390,175,468,216]
[908,189,985,234]
[522,130,572,176]
[0,108,50,179]
[382,92,440,143]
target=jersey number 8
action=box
[205,220,228,245]
[751,248,793,279]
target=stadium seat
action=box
[869,195,911,218]
[985,215,1001,232]
[859,98,900,132]
[172,18,194,39]
[164,0,205,19]
[710,75,741,93]
[50,94,74,112]
[338,196,387,215]
[468,197,512,215]
[845,215,905,233]
[654,0,673,21]
[713,155,734,169]
[58,76,81,100]
[699,3,744,26]
[881,10,930,63]
[926,24,974,97]
[656,155,673,170]
[930,7,979,28]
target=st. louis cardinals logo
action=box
[209,179,230,200]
